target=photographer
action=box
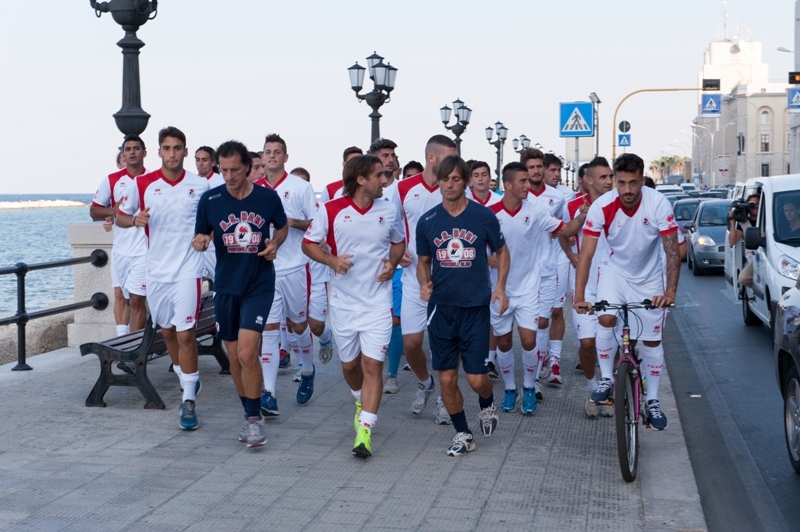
[728,193,759,287]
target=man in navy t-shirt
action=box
[194,141,288,448]
[416,155,510,457]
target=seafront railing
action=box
[0,250,109,371]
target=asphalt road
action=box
[666,264,800,532]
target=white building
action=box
[789,1,800,176]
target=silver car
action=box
[687,199,731,276]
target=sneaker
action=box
[354,401,361,433]
[533,380,544,401]
[260,390,279,417]
[246,418,266,448]
[647,399,668,430]
[293,368,302,383]
[402,363,411,371]
[446,431,475,457]
[194,379,202,398]
[352,426,372,459]
[591,378,614,404]
[585,392,600,418]
[487,361,499,379]
[279,349,291,369]
[500,389,518,413]
[575,361,583,371]
[434,398,452,425]
[384,376,399,394]
[296,366,315,404]
[319,337,333,364]
[547,363,563,386]
[521,388,537,415]
[540,353,551,380]
[238,418,249,442]
[599,403,614,418]
[479,404,499,437]
[179,400,198,430]
[411,380,435,415]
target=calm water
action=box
[0,194,95,314]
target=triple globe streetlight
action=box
[348,52,398,143]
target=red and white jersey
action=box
[555,184,576,203]
[565,192,588,254]
[254,172,317,276]
[320,180,345,203]
[566,194,608,297]
[528,184,565,276]
[92,168,148,257]
[119,169,209,283]
[202,171,225,188]
[489,200,563,298]
[308,197,331,284]
[583,187,678,285]
[381,178,399,205]
[392,173,442,288]
[467,188,502,208]
[304,197,404,311]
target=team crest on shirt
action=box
[283,190,290,200]
[433,228,477,268]
[378,216,385,227]
[188,188,195,198]
[523,215,531,225]
[153,188,162,195]
[549,199,554,205]
[643,217,650,227]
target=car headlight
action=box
[696,235,716,247]
[778,255,800,280]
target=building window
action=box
[760,110,771,125]
[761,134,770,152]
[761,163,770,177]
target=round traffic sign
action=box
[619,121,631,133]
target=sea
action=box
[0,194,95,315]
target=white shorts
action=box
[267,268,309,324]
[596,267,666,342]
[572,310,598,340]
[401,283,427,335]
[538,276,556,320]
[202,249,216,282]
[147,278,201,332]
[112,252,146,298]
[330,306,392,363]
[308,282,328,322]
[490,290,539,336]
[554,262,569,309]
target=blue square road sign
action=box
[559,102,594,138]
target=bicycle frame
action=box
[616,307,645,427]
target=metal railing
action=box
[0,250,109,371]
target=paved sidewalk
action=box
[0,315,705,531]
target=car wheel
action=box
[784,365,800,474]
[687,249,693,270]
[742,288,761,326]
[692,252,704,276]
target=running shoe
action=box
[296,366,315,404]
[354,401,361,433]
[434,398,452,425]
[521,387,537,415]
[318,337,333,364]
[353,426,372,459]
[533,380,544,401]
[446,431,475,457]
[178,378,202,396]
[384,376,399,394]
[487,361,499,379]
[402,363,411,371]
[411,380,435,415]
[293,367,302,383]
[646,399,668,430]
[599,403,614,418]
[238,417,249,442]
[279,349,291,369]
[547,363,563,386]
[246,418,266,448]
[540,352,551,380]
[584,392,600,418]
[260,390,279,417]
[500,389,518,413]
[479,404,498,437]
[575,361,583,371]
[179,400,198,430]
[591,378,614,404]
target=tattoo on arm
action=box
[663,232,680,294]
[289,218,311,231]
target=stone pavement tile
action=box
[183,517,251,532]
[364,496,431,528]
[1,488,70,513]
[9,517,83,531]
[420,516,481,531]
[476,511,537,531]
[123,522,190,532]
[138,511,203,528]
[61,519,131,532]
[315,506,379,526]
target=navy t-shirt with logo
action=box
[416,200,505,308]
[195,185,287,296]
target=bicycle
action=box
[590,299,673,483]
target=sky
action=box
[0,0,794,194]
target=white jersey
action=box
[583,187,678,285]
[308,197,331,284]
[565,194,608,298]
[528,184,565,277]
[304,197,404,311]
[202,172,225,188]
[392,173,442,288]
[489,200,563,298]
[381,178,399,205]
[321,180,345,203]
[254,172,317,277]
[120,169,209,283]
[556,184,576,203]
[92,168,148,257]
[467,188,503,208]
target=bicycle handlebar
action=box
[591,299,676,312]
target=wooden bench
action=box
[80,292,230,409]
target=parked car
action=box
[680,183,698,194]
[686,199,730,276]
[673,198,706,235]
[656,184,683,195]
[666,194,690,208]
[773,281,800,473]
[699,190,728,199]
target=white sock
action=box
[420,375,433,389]
[288,330,299,356]
[641,344,665,402]
[116,324,129,336]
[173,364,182,383]
[359,411,378,429]
[496,349,516,390]
[260,330,281,393]
[536,326,550,368]
[550,340,563,365]
[596,325,616,381]
[279,320,289,351]
[351,388,362,402]
[488,349,497,365]
[586,377,598,391]
[522,349,538,389]
[318,325,332,345]
[295,327,314,374]
[181,371,199,402]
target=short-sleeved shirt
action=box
[467,188,503,208]
[582,186,678,285]
[528,184,566,276]
[92,168,148,257]
[566,194,608,296]
[194,185,287,296]
[303,197,404,311]
[416,200,505,308]
[321,180,345,203]
[202,171,225,188]
[120,169,210,283]
[489,200,563,298]
[393,173,443,288]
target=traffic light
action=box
[789,72,800,85]
[702,78,721,91]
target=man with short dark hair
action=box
[291,167,310,182]
[369,138,399,202]
[249,152,266,182]
[468,161,502,207]
[577,163,589,195]
[403,161,424,179]
[195,146,224,187]
[321,146,364,202]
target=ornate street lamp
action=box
[90,0,157,136]
[512,134,531,153]
[440,98,471,156]
[347,51,398,143]
[485,121,508,182]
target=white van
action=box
[726,174,800,328]
[655,184,683,195]
[680,183,698,194]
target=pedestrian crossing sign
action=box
[789,88,800,112]
[700,94,721,116]
[559,102,594,138]
[618,134,631,147]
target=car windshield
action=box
[774,191,800,244]
[698,205,726,226]
[674,203,698,221]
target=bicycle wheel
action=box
[615,361,639,482]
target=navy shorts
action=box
[426,303,490,375]
[214,289,274,342]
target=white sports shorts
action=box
[490,290,539,336]
[308,282,328,322]
[401,282,428,335]
[202,248,217,282]
[538,275,556,320]
[112,252,146,298]
[595,266,666,342]
[330,306,392,363]
[267,268,309,324]
[553,262,569,309]
[147,278,201,332]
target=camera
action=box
[731,200,755,223]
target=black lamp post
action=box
[485,121,508,181]
[512,134,531,154]
[90,0,157,136]
[348,52,398,143]
[440,98,471,156]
